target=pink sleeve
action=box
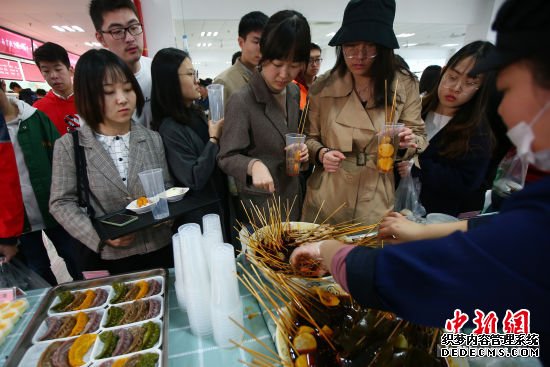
[330,245,356,293]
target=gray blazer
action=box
[49,123,172,260]
[218,70,303,220]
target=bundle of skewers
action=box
[238,197,379,277]
[231,263,449,367]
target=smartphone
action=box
[100,213,139,227]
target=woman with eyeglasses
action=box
[301,0,426,226]
[398,41,495,216]
[150,48,228,233]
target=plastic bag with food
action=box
[0,257,50,290]
[394,174,426,219]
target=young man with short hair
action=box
[213,11,268,106]
[33,42,78,135]
[9,81,37,106]
[294,43,322,110]
[89,0,152,127]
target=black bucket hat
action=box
[329,0,399,49]
[470,0,550,75]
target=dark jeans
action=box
[87,244,174,276]
[18,226,84,285]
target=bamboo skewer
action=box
[298,99,310,135]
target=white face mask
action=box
[506,101,550,171]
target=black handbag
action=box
[72,130,96,218]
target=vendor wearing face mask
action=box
[290,1,550,364]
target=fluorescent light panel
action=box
[396,33,415,38]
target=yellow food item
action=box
[295,354,309,367]
[74,290,96,311]
[112,358,129,367]
[0,311,18,321]
[7,299,29,314]
[297,325,316,335]
[381,135,392,144]
[294,332,317,354]
[134,280,149,300]
[136,196,149,208]
[321,325,334,338]
[68,333,97,367]
[377,143,395,158]
[316,288,340,307]
[377,157,394,172]
[69,312,89,337]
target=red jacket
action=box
[33,90,77,135]
[0,112,24,245]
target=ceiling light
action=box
[396,33,415,38]
[442,43,459,47]
[62,25,76,32]
[85,42,93,47]
[206,32,212,37]
[202,43,206,47]
[326,32,336,38]
[207,43,212,47]
[404,43,418,47]
[72,25,85,32]
[93,42,101,47]
[200,31,205,37]
[213,32,218,37]
[52,25,66,32]
[197,42,201,47]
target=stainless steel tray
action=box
[5,268,169,367]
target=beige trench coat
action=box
[302,70,427,225]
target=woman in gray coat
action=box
[49,49,173,274]
[151,48,228,235]
[218,10,311,221]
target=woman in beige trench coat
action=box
[301,0,427,226]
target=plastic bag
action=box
[0,257,50,290]
[394,174,426,219]
[490,150,528,210]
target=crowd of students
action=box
[0,1,548,361]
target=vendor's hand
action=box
[397,160,413,178]
[208,118,224,140]
[251,161,275,193]
[322,150,345,173]
[105,234,135,248]
[398,127,417,149]
[0,244,18,262]
[378,212,425,244]
[289,242,329,277]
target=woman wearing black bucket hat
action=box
[292,1,550,364]
[301,0,427,226]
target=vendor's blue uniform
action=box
[346,175,550,364]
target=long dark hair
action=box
[423,41,495,159]
[150,48,200,131]
[74,49,144,132]
[331,44,416,109]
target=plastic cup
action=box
[207,84,224,122]
[376,123,404,174]
[138,168,169,219]
[285,133,305,176]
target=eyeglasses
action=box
[179,70,199,81]
[441,72,480,94]
[342,44,377,60]
[309,58,323,65]
[100,23,143,40]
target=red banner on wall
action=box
[21,62,45,82]
[0,58,23,80]
[0,28,33,59]
[32,40,43,52]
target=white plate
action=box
[126,198,154,214]
[165,187,189,202]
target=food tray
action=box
[47,285,112,315]
[101,295,163,329]
[90,349,162,367]
[32,308,106,343]
[4,268,169,367]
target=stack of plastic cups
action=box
[202,214,224,271]
[171,233,186,310]
[210,243,244,348]
[178,223,212,336]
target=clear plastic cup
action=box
[285,133,305,176]
[376,123,404,174]
[138,168,169,219]
[207,84,224,122]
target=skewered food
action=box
[39,311,102,341]
[51,288,107,313]
[96,322,160,359]
[105,299,161,327]
[111,280,161,304]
